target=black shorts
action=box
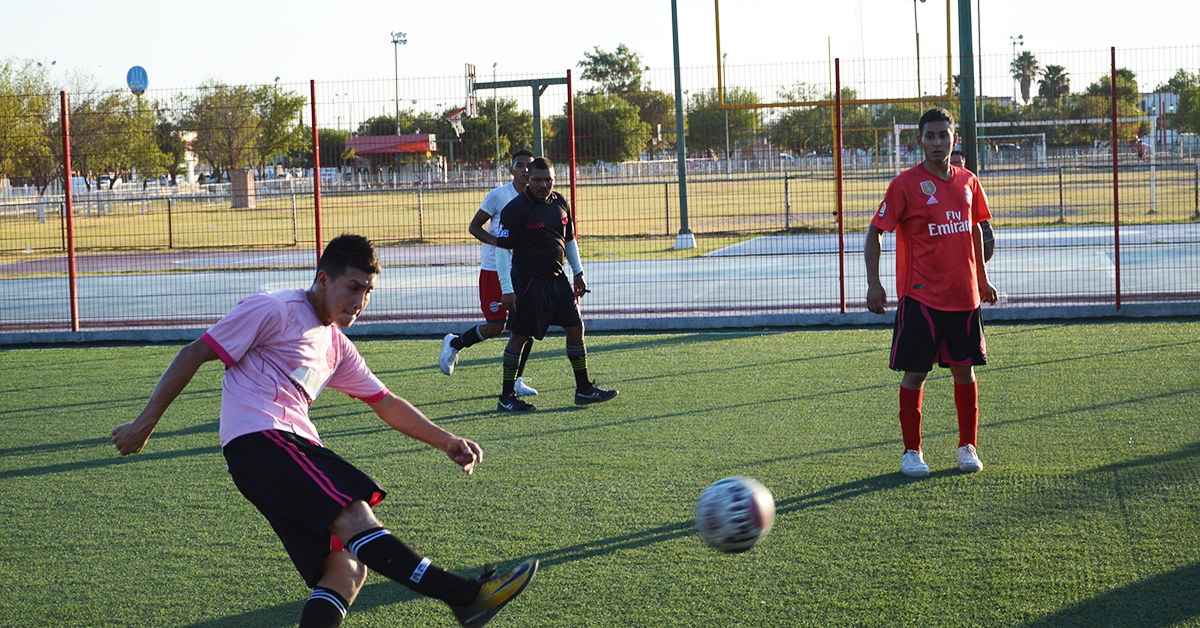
[889,296,987,372]
[507,273,583,340]
[222,430,386,587]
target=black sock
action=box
[567,341,590,390]
[516,338,534,378]
[501,346,521,396]
[346,527,478,607]
[299,587,348,628]
[453,326,486,350]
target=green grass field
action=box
[2,322,1199,627]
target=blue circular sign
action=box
[126,66,149,95]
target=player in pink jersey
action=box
[865,108,998,478]
[112,235,536,628]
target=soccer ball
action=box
[694,476,775,553]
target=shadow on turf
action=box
[179,472,910,628]
[1017,561,1200,628]
[366,333,727,379]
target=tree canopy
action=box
[686,87,763,154]
[579,44,648,95]
[1011,51,1041,105]
[549,93,649,164]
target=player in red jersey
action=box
[865,108,998,478]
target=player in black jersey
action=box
[492,157,618,411]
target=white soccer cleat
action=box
[901,449,930,478]
[513,377,538,397]
[439,334,460,375]
[957,444,983,473]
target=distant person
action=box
[865,109,998,478]
[439,151,538,398]
[111,234,537,628]
[493,157,618,411]
[950,148,996,263]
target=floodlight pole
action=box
[957,0,978,173]
[723,53,731,180]
[493,63,499,183]
[1010,35,1023,103]
[391,31,406,185]
[913,0,926,106]
[391,31,406,136]
[671,0,694,249]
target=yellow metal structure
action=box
[714,0,955,109]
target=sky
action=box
[5,0,1199,113]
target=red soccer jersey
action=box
[871,163,991,311]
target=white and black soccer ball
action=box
[694,476,775,553]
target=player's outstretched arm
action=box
[367,394,483,474]
[112,339,219,456]
[864,224,888,314]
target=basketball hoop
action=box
[444,107,468,137]
[464,63,478,118]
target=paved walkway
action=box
[2,225,1198,333]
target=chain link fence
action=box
[3,46,1200,338]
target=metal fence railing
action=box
[3,45,1200,338]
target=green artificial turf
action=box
[1,322,1198,627]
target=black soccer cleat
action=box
[497,394,537,412]
[451,559,539,628]
[574,382,618,405]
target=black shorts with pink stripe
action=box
[223,429,386,587]
[889,295,987,373]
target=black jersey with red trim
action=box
[495,188,574,279]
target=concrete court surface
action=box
[2,225,1199,341]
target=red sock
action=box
[899,386,923,452]
[955,381,979,447]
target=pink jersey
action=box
[871,163,992,311]
[201,289,389,447]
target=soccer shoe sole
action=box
[439,334,459,375]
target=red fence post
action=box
[1110,47,1122,312]
[567,70,578,227]
[60,91,79,332]
[835,59,846,314]
[310,80,323,265]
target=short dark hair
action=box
[951,148,964,156]
[529,157,553,171]
[512,149,534,161]
[918,107,955,135]
[317,234,381,279]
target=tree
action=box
[579,44,648,94]
[0,58,57,187]
[253,85,308,169]
[686,87,763,155]
[548,93,648,164]
[770,83,874,155]
[1077,69,1143,142]
[110,95,171,185]
[154,111,190,185]
[1037,65,1070,108]
[1160,69,1200,133]
[620,89,677,154]
[1084,68,1139,102]
[182,82,262,181]
[1010,51,1041,105]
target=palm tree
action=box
[1010,51,1041,105]
[1038,65,1071,108]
